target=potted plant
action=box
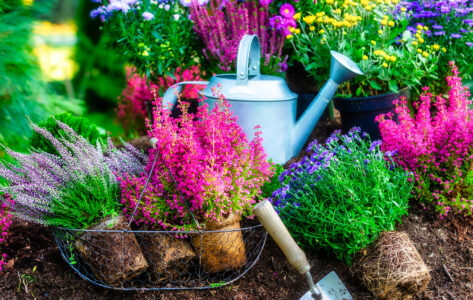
[269,0,443,139]
[119,90,273,273]
[0,120,149,285]
[377,62,473,219]
[90,0,203,81]
[270,128,412,264]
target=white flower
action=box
[173,14,180,21]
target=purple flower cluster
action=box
[90,0,139,22]
[402,0,473,46]
[269,3,297,37]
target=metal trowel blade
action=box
[300,271,353,300]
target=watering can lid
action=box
[203,35,297,102]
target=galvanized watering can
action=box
[162,35,364,164]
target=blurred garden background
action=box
[1,0,126,157]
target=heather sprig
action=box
[119,87,273,231]
[271,129,412,264]
[190,0,287,74]
[0,120,147,229]
[0,194,13,272]
[377,62,473,218]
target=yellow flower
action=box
[415,33,421,39]
[442,47,447,53]
[388,21,395,27]
[319,29,325,34]
[380,19,388,26]
[371,40,376,46]
[294,12,301,21]
[382,62,388,68]
[361,0,369,5]
[393,0,399,3]
[433,44,440,51]
[412,41,418,46]
[326,0,334,4]
[363,55,369,60]
[400,7,406,12]
[423,26,429,31]
[417,49,422,53]
[419,38,424,44]
[295,28,301,34]
[335,8,342,14]
[365,5,372,11]
[422,51,429,58]
[390,56,396,62]
[310,26,315,31]
[317,17,324,23]
[303,15,316,25]
[378,30,383,35]
[286,34,293,40]
[141,50,149,56]
[288,26,296,33]
[417,24,423,31]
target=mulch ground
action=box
[1,115,472,299]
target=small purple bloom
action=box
[432,24,443,30]
[451,33,463,38]
[142,12,154,20]
[434,31,446,36]
[278,61,288,72]
[466,42,473,47]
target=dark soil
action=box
[1,115,472,299]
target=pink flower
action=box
[280,3,295,19]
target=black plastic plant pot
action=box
[334,88,409,140]
[73,214,148,286]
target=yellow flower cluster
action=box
[373,49,397,63]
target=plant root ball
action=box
[351,231,430,300]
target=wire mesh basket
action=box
[53,145,268,290]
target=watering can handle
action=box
[253,200,311,275]
[236,35,261,86]
[162,81,209,109]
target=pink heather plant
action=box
[376,62,473,219]
[119,87,272,231]
[116,66,204,135]
[0,194,14,272]
[190,0,287,74]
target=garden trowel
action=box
[253,200,352,300]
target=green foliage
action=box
[30,112,106,155]
[260,163,284,199]
[272,130,413,264]
[0,0,48,151]
[44,174,119,229]
[73,0,125,110]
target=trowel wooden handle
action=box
[253,200,310,275]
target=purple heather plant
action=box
[0,120,147,229]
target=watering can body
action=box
[162,35,363,164]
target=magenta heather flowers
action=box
[376,62,473,218]
[0,194,13,272]
[119,88,273,231]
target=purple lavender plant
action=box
[0,120,147,229]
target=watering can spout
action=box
[293,51,363,156]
